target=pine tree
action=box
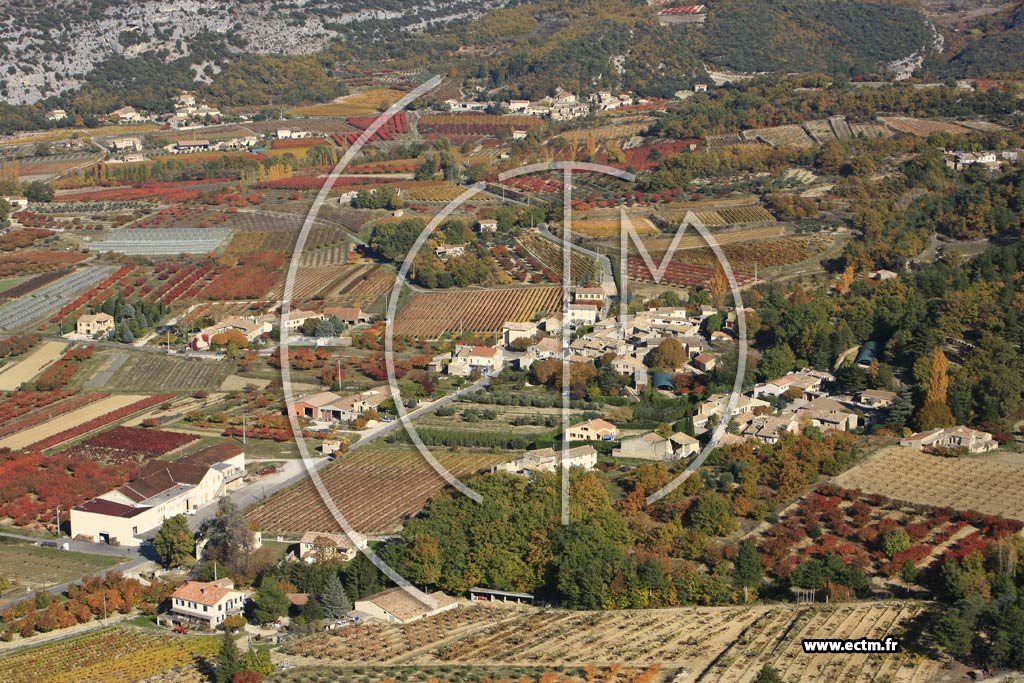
[216,631,241,683]
[734,540,764,590]
[319,573,352,620]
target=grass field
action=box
[833,446,1024,521]
[245,445,513,535]
[0,537,119,590]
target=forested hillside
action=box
[939,3,1024,77]
[702,0,935,75]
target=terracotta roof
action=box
[357,587,456,622]
[171,581,237,606]
[287,593,309,606]
[323,307,365,322]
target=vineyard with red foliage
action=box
[418,114,540,139]
[0,228,54,252]
[336,111,410,144]
[27,394,175,452]
[626,256,754,288]
[60,426,198,464]
[33,346,93,391]
[0,449,139,526]
[0,251,88,279]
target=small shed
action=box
[468,587,535,605]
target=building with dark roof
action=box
[71,443,244,546]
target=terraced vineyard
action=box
[245,446,512,535]
[393,286,562,338]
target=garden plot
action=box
[0,266,112,332]
[0,340,66,391]
[833,446,1024,521]
[88,228,232,255]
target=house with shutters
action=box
[167,579,251,629]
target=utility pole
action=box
[55,505,61,537]
[242,412,247,445]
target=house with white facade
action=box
[447,345,504,378]
[565,418,617,442]
[167,579,251,629]
[900,426,999,454]
[493,445,598,475]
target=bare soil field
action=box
[278,601,943,683]
[833,446,1024,521]
[0,394,148,451]
[0,341,67,391]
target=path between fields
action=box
[0,340,67,391]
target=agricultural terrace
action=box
[95,354,236,392]
[0,537,119,591]
[0,625,218,683]
[665,234,836,272]
[626,258,755,289]
[0,394,154,451]
[0,341,66,391]
[394,287,562,338]
[245,446,514,535]
[279,602,936,682]
[833,446,1024,521]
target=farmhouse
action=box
[71,444,245,546]
[354,587,459,624]
[493,445,599,475]
[323,307,371,326]
[282,309,325,333]
[900,426,999,454]
[46,108,67,122]
[448,344,504,378]
[291,387,390,423]
[433,244,466,260]
[477,219,499,233]
[565,418,617,442]
[692,353,716,372]
[110,137,142,152]
[76,312,115,337]
[615,431,699,460]
[167,579,251,629]
[296,531,363,563]
[191,314,273,351]
[175,139,211,153]
[109,106,145,123]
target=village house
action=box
[354,587,459,624]
[71,444,245,546]
[574,287,605,304]
[615,432,699,461]
[692,353,716,372]
[46,108,67,122]
[477,219,498,233]
[752,369,834,400]
[76,312,115,337]
[740,414,800,444]
[567,303,599,326]
[507,100,531,113]
[518,336,562,370]
[858,389,898,408]
[900,426,999,454]
[611,355,649,388]
[296,531,363,563]
[167,579,251,629]
[109,106,145,123]
[493,445,599,475]
[565,418,618,442]
[291,386,390,423]
[695,394,771,433]
[502,320,539,348]
[448,344,504,378]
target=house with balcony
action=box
[167,579,251,629]
[447,345,504,377]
